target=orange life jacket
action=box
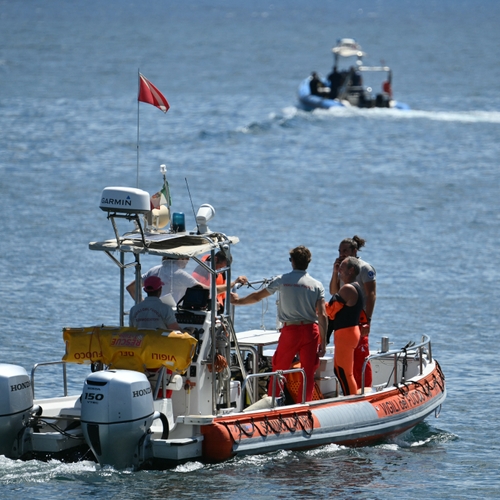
[192,255,226,310]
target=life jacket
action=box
[192,255,226,310]
[284,361,323,403]
[327,288,370,335]
[382,80,392,97]
[325,299,344,320]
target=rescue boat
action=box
[298,38,410,111]
[0,170,445,469]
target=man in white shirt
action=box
[129,276,180,330]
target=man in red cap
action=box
[129,276,181,331]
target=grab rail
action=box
[31,360,101,399]
[360,334,432,394]
[31,361,69,398]
[241,367,306,409]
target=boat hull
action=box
[297,77,410,111]
[201,362,445,462]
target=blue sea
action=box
[1,0,500,498]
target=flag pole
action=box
[137,69,140,188]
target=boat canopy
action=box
[89,231,239,259]
[332,38,366,59]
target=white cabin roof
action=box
[89,231,239,258]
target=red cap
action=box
[143,276,164,292]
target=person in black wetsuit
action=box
[309,72,329,96]
[327,66,343,99]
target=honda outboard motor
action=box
[81,370,156,469]
[0,364,33,458]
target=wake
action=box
[278,106,500,124]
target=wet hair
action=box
[215,250,231,264]
[289,245,311,271]
[344,256,360,277]
[340,235,366,253]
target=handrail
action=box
[241,368,306,409]
[360,334,432,394]
[31,361,69,399]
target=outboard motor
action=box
[0,364,33,458]
[81,370,156,469]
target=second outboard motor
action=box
[0,364,33,458]
[81,370,156,469]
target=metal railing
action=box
[360,334,432,394]
[241,367,306,409]
[31,361,69,399]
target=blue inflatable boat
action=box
[298,38,410,111]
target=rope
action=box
[221,411,315,445]
[401,365,446,400]
[221,421,240,444]
[436,361,446,387]
[251,417,267,437]
[33,419,82,439]
[279,413,299,433]
[207,354,228,373]
[263,415,284,434]
[295,411,314,436]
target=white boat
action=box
[0,175,445,470]
[298,38,410,111]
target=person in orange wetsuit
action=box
[192,251,247,313]
[329,235,376,389]
[327,256,363,396]
[231,246,327,402]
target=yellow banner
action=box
[62,326,197,373]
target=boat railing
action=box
[241,367,306,409]
[31,360,71,399]
[360,334,432,394]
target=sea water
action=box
[1,1,500,498]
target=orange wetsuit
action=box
[354,310,372,388]
[330,283,363,395]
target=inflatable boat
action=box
[298,38,410,111]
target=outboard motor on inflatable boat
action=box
[0,364,33,458]
[80,370,157,469]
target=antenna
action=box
[185,177,200,234]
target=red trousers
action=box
[269,323,320,402]
[354,335,372,388]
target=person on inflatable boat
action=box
[129,276,181,331]
[328,235,376,389]
[192,251,248,313]
[230,246,327,402]
[327,256,363,395]
[126,256,205,305]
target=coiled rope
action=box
[221,410,315,444]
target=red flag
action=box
[138,73,170,113]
